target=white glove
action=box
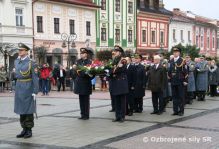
[104,69,109,73]
[183,82,188,86]
[32,93,36,97]
[197,69,200,72]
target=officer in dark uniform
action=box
[108,51,116,112]
[133,54,146,113]
[14,43,39,138]
[125,56,136,116]
[74,48,94,120]
[109,46,128,122]
[168,47,188,116]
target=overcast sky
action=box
[163,0,219,20]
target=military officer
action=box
[168,47,188,116]
[74,48,94,120]
[133,54,146,113]
[14,43,39,138]
[125,56,136,116]
[109,45,128,122]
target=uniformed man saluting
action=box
[14,43,39,138]
[109,46,128,122]
[168,47,188,116]
[74,48,94,120]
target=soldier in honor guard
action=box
[185,54,196,104]
[195,55,209,101]
[168,47,188,116]
[74,48,94,120]
[109,45,128,122]
[14,43,39,138]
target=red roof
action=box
[47,0,100,8]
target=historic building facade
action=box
[94,0,136,52]
[33,0,98,67]
[169,9,218,57]
[136,0,172,58]
[0,0,33,71]
[169,9,194,52]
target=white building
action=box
[33,0,98,67]
[169,9,194,52]
[0,0,33,71]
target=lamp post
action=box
[0,43,15,72]
[61,33,77,68]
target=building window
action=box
[54,18,60,34]
[101,0,106,10]
[142,30,146,43]
[128,30,132,42]
[115,0,120,12]
[69,19,75,34]
[213,37,215,49]
[37,16,43,33]
[188,31,191,42]
[86,21,91,36]
[151,30,156,43]
[15,8,23,26]
[207,37,210,48]
[173,29,176,40]
[180,30,184,41]
[115,29,120,42]
[101,28,106,41]
[196,35,199,47]
[160,31,164,44]
[128,2,133,14]
[201,36,204,48]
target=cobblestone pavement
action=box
[0,91,219,149]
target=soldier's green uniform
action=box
[14,43,39,138]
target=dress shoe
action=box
[23,130,32,139]
[78,117,84,120]
[118,118,124,123]
[157,111,163,115]
[109,109,115,112]
[112,119,119,122]
[150,111,158,114]
[178,112,184,116]
[172,113,178,116]
[83,117,89,120]
[16,129,26,138]
[128,112,133,116]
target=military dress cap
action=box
[172,47,181,53]
[134,53,143,59]
[80,47,93,55]
[18,43,30,51]
[114,45,124,53]
[199,55,206,59]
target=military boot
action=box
[23,129,32,139]
[16,129,26,138]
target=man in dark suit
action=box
[148,55,166,115]
[74,48,94,120]
[133,54,146,113]
[168,47,188,116]
[109,45,128,122]
[125,56,136,116]
[57,65,66,91]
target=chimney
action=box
[173,8,180,12]
[159,0,164,8]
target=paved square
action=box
[0,91,219,149]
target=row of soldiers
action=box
[13,43,218,138]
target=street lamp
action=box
[61,33,77,67]
[0,43,15,72]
